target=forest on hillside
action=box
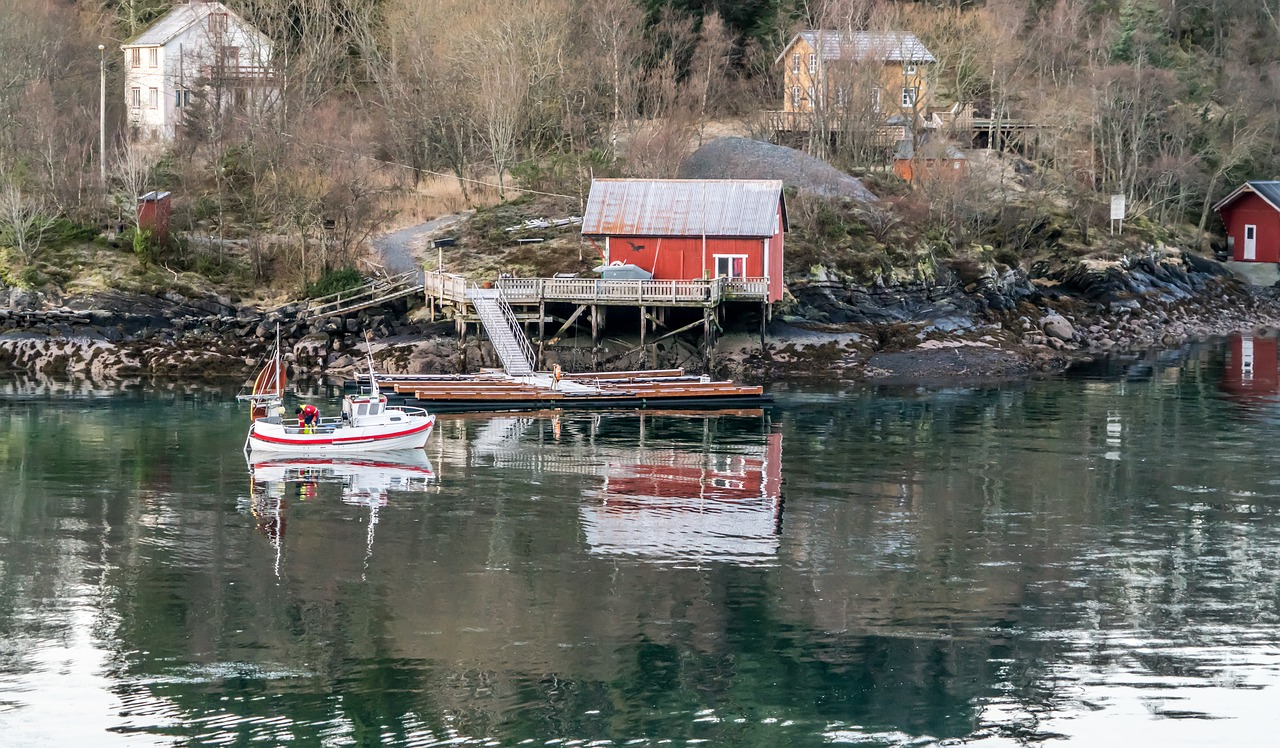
[1,0,1279,291]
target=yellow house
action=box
[775,30,934,116]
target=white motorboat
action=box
[239,332,435,454]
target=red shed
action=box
[137,190,172,244]
[1213,181,1280,262]
[582,179,788,302]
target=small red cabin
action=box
[581,179,788,302]
[1213,181,1280,262]
[137,190,172,244]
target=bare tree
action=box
[0,183,57,262]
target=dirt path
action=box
[371,212,471,279]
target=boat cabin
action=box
[343,393,388,422]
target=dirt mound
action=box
[679,137,877,202]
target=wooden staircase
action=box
[465,288,536,376]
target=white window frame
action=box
[130,48,140,68]
[902,86,919,108]
[905,63,918,75]
[790,85,801,109]
[130,87,141,109]
[148,87,159,109]
[209,13,228,33]
[148,48,158,67]
[713,254,748,279]
[791,53,800,74]
[835,86,847,108]
[807,53,817,74]
[871,87,881,113]
[175,88,191,108]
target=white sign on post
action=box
[1110,194,1126,235]
[1110,194,1126,220]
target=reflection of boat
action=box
[248,451,437,506]
[239,330,435,453]
[245,451,436,575]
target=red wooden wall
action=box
[1220,193,1280,262]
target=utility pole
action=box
[98,44,106,187]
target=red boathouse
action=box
[1213,181,1280,262]
[581,179,788,303]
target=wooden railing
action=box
[424,271,469,304]
[303,270,421,319]
[427,272,769,307]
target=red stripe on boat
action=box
[250,418,434,446]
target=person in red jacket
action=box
[295,404,320,433]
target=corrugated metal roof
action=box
[1249,181,1280,209]
[1214,181,1280,212]
[778,30,936,64]
[582,179,785,237]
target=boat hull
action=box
[248,415,435,454]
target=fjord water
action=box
[3,341,1280,747]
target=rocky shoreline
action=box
[2,248,1276,387]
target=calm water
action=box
[3,340,1280,747]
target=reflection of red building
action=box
[582,431,784,563]
[1222,334,1280,402]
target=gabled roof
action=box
[1213,181,1280,213]
[123,1,268,49]
[775,30,936,66]
[583,179,786,238]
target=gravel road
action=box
[371,212,470,279]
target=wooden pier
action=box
[369,368,769,412]
[423,271,772,373]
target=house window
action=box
[905,63,918,75]
[835,86,847,108]
[130,87,141,109]
[175,88,191,107]
[806,86,815,106]
[807,53,816,73]
[902,87,919,107]
[791,53,800,74]
[130,48,140,67]
[714,255,747,279]
[223,46,240,66]
[148,48,158,67]
[209,13,228,32]
[148,87,159,109]
[871,87,882,112]
[790,86,801,108]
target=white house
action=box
[121,1,274,139]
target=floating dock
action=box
[366,368,770,412]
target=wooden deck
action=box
[370,368,769,412]
[424,272,767,309]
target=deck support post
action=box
[639,304,646,365]
[760,300,768,349]
[456,315,467,372]
[591,304,600,371]
[702,306,713,374]
[537,300,545,370]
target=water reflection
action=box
[7,348,1280,746]
[244,451,437,575]
[446,409,783,565]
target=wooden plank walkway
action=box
[368,368,769,412]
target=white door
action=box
[1242,336,1255,380]
[1244,224,1257,260]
